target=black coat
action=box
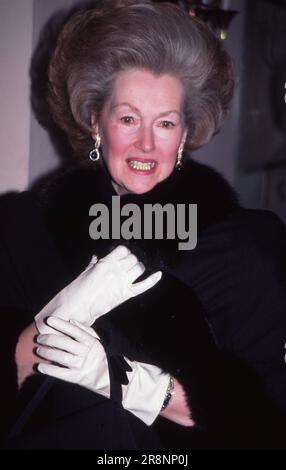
[1,159,286,449]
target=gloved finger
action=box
[127,262,145,282]
[103,245,130,262]
[36,345,82,369]
[130,271,162,296]
[69,319,100,339]
[46,317,97,346]
[119,253,141,271]
[37,333,87,356]
[38,363,77,382]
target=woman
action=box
[2,0,286,449]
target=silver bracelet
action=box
[161,376,175,411]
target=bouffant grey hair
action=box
[48,0,235,161]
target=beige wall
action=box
[0,0,34,193]
[0,0,80,193]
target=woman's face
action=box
[92,69,187,195]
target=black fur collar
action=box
[35,158,239,272]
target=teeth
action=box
[128,160,156,171]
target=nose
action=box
[134,125,155,153]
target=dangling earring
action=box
[89,134,101,161]
[176,145,184,170]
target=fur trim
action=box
[34,158,239,272]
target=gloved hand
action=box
[35,245,162,334]
[37,316,110,398]
[37,317,170,425]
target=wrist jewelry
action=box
[161,376,175,411]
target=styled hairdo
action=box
[48,0,235,161]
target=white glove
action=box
[37,316,110,398]
[36,317,170,425]
[35,245,162,334]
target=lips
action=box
[127,158,157,172]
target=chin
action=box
[114,174,158,195]
[125,180,158,195]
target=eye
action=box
[159,120,175,129]
[120,116,135,125]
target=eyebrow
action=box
[111,102,182,118]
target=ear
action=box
[91,112,99,139]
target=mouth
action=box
[127,158,157,173]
